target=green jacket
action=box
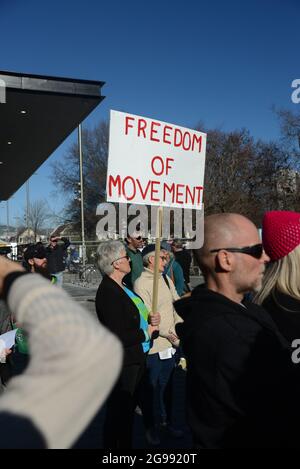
[124,247,144,289]
[14,326,29,355]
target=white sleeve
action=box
[0,274,122,449]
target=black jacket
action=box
[175,285,300,448]
[0,413,46,448]
[263,289,300,344]
[174,249,191,284]
[95,275,145,366]
[46,238,70,273]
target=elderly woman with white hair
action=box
[95,240,159,449]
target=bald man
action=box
[175,213,300,448]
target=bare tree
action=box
[275,108,300,162]
[199,125,296,225]
[26,200,51,242]
[203,128,256,214]
[52,120,108,237]
[52,116,300,238]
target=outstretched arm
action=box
[0,257,122,449]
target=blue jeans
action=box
[139,352,176,429]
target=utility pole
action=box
[26,179,30,242]
[6,200,9,241]
[78,124,86,274]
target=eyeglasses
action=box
[111,255,130,265]
[210,243,264,259]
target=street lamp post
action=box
[25,174,38,243]
[0,202,3,238]
[78,124,86,274]
[6,200,9,241]
[26,179,30,242]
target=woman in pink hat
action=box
[255,210,300,344]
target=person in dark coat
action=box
[46,236,70,286]
[95,240,159,449]
[255,211,300,345]
[175,213,300,448]
[171,239,192,292]
[123,233,144,290]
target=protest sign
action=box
[106,110,207,314]
[107,110,206,210]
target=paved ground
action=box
[63,275,203,316]
[65,275,202,449]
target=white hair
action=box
[97,240,126,275]
[142,252,154,267]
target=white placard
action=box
[106,111,206,210]
[0,329,17,351]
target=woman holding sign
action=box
[95,240,159,449]
[134,244,183,446]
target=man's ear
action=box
[216,251,234,272]
[28,259,34,266]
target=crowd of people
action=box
[1,209,300,448]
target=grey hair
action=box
[97,240,126,275]
[143,251,156,267]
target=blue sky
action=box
[0,0,299,226]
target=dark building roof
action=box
[0,70,105,200]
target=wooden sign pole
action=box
[151,206,163,314]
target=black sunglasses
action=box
[210,243,264,259]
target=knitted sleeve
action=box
[0,274,122,449]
